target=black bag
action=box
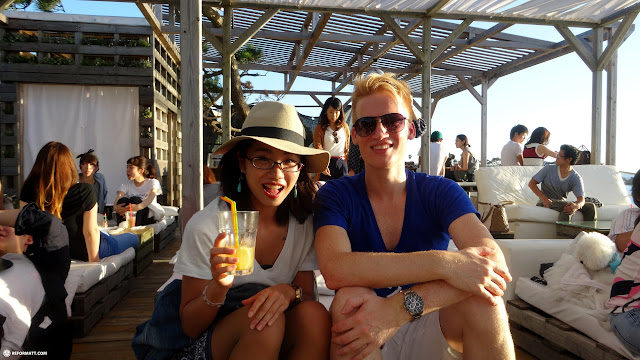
[575,145,591,165]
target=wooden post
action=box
[420,16,431,174]
[222,5,232,142]
[179,0,203,228]
[480,77,488,167]
[606,51,617,166]
[591,27,603,165]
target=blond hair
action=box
[351,72,417,122]
[23,141,78,218]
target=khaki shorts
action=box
[381,311,462,360]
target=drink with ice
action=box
[219,210,259,276]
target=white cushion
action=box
[495,239,572,300]
[147,215,175,235]
[162,206,180,217]
[63,247,135,316]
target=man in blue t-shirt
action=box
[528,144,596,221]
[314,73,514,360]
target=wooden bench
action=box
[507,299,626,360]
[70,261,134,337]
[154,220,177,252]
[130,227,154,276]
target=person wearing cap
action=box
[500,125,528,166]
[173,101,331,360]
[313,73,514,360]
[0,204,71,358]
[429,130,448,176]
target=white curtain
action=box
[21,84,139,205]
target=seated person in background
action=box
[114,155,163,226]
[609,169,640,252]
[523,126,557,166]
[429,130,447,176]
[607,221,640,357]
[528,144,596,221]
[500,124,528,166]
[0,214,45,356]
[449,134,478,181]
[0,204,70,359]
[314,73,514,360]
[77,149,108,215]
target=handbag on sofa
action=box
[479,201,514,233]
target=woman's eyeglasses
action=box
[332,131,339,144]
[354,113,406,137]
[247,157,304,172]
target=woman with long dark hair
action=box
[313,97,349,181]
[173,101,331,360]
[523,127,557,166]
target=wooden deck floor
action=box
[68,229,537,360]
[70,231,181,360]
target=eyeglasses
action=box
[354,113,406,137]
[247,156,304,172]
[332,131,339,144]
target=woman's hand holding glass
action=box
[209,232,237,290]
[241,283,295,331]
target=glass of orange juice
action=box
[219,210,258,276]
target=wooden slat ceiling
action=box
[153,1,638,99]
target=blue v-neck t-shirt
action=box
[314,169,479,297]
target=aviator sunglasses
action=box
[354,113,406,137]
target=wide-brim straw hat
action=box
[214,101,330,174]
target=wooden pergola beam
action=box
[0,0,14,24]
[555,25,595,71]
[426,0,452,17]
[199,26,556,50]
[597,14,637,71]
[229,8,278,55]
[136,2,181,65]
[284,13,331,92]
[333,18,422,93]
[432,23,512,67]
[431,19,472,60]
[381,14,426,63]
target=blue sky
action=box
[16,1,638,173]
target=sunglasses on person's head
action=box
[354,113,406,137]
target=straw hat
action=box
[214,102,330,173]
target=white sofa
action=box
[475,165,630,238]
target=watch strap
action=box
[291,284,302,305]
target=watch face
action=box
[404,292,424,316]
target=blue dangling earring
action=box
[293,183,298,199]
[237,173,244,193]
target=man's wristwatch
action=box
[291,284,302,305]
[400,289,424,321]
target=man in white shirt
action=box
[429,131,447,175]
[500,124,528,166]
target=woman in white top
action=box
[173,102,331,360]
[313,97,349,181]
[522,127,558,166]
[113,155,163,226]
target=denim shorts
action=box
[610,309,640,356]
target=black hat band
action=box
[240,126,304,146]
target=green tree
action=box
[7,0,63,12]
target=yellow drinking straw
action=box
[220,196,239,247]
